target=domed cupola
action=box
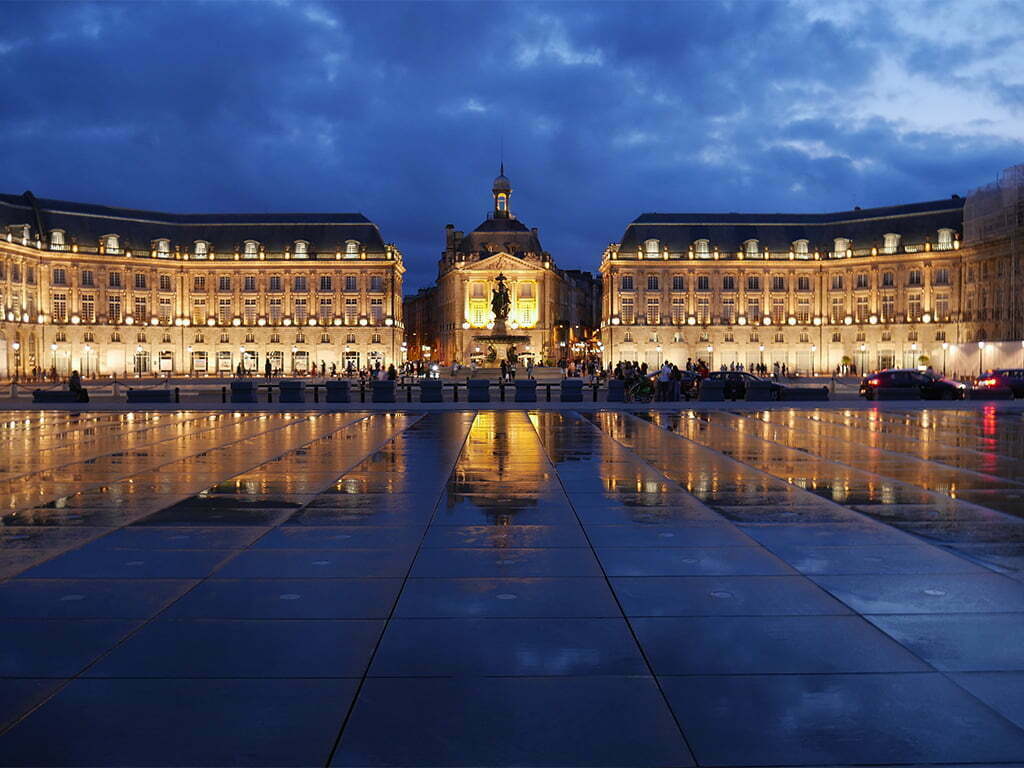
[492,164,512,218]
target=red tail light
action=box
[977,378,998,388]
[867,378,880,387]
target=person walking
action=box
[526,359,535,380]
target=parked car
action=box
[860,369,967,400]
[974,369,1024,398]
[707,370,785,400]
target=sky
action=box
[1,0,1023,293]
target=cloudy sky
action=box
[2,1,1022,292]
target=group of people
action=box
[247,359,398,382]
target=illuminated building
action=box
[0,192,405,377]
[600,164,1024,372]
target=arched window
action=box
[345,240,360,257]
[243,240,259,258]
[694,239,710,258]
[194,241,209,258]
[833,237,850,256]
[792,239,809,256]
[155,239,170,258]
[50,230,65,250]
[882,233,900,254]
[644,239,660,258]
[744,239,759,257]
[104,235,120,254]
[294,240,308,257]
[937,228,954,250]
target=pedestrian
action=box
[264,358,272,379]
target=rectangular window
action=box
[345,275,358,292]
[672,275,685,291]
[721,298,736,323]
[193,276,206,292]
[108,272,122,289]
[797,298,811,323]
[647,275,659,291]
[746,276,760,291]
[108,295,122,323]
[244,275,257,292]
[319,275,332,292]
[218,298,232,325]
[81,294,95,323]
[935,294,950,320]
[51,292,67,323]
[772,276,785,292]
[269,275,282,292]
[218,276,231,292]
[518,282,534,299]
[293,298,308,323]
[345,298,359,324]
[855,296,869,322]
[620,275,634,291]
[318,297,332,321]
[52,268,67,286]
[191,298,206,325]
[797,276,810,291]
[908,269,923,286]
[830,297,844,323]
[370,297,384,324]
[134,297,148,321]
[370,275,384,292]
[722,275,735,291]
[671,297,686,323]
[697,275,710,291]
[933,268,950,286]
[908,293,922,320]
[244,298,258,325]
[134,273,147,290]
[159,297,172,324]
[159,274,172,292]
[881,294,895,320]
[771,298,785,324]
[269,298,283,324]
[646,298,660,324]
[696,297,710,324]
[831,275,843,291]
[882,272,894,287]
[620,297,635,324]
[81,269,94,287]
[746,298,761,321]
[294,276,307,292]
[856,273,869,289]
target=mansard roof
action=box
[0,191,387,253]
[457,214,543,257]
[619,198,965,252]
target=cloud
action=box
[0,0,1020,294]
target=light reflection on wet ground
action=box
[0,408,1023,766]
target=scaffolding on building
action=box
[964,164,1024,244]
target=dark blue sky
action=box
[2,1,1022,293]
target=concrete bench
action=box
[781,387,829,401]
[325,380,350,403]
[33,389,85,403]
[514,379,537,403]
[467,379,491,403]
[744,383,776,401]
[229,381,257,403]
[698,381,726,402]
[126,388,174,403]
[419,379,443,403]
[606,379,626,402]
[372,380,396,403]
[967,387,1013,400]
[561,378,584,402]
[278,380,306,403]
[872,388,921,401]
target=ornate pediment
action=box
[464,252,545,274]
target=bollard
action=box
[174,387,180,404]
[267,387,274,404]
[546,384,552,402]
[221,386,226,403]
[592,382,599,402]
[452,382,459,402]
[313,386,319,403]
[499,383,505,402]
[359,383,365,403]
[406,384,413,403]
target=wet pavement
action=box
[0,407,1023,766]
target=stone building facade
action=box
[0,192,405,378]
[599,165,1024,374]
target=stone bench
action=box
[32,389,85,403]
[325,380,350,403]
[514,379,537,403]
[419,379,443,403]
[561,378,584,402]
[229,381,257,403]
[606,379,626,402]
[126,388,174,403]
[278,380,306,403]
[780,387,829,401]
[372,380,396,404]
[467,379,491,403]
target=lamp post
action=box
[291,345,298,375]
[706,343,714,370]
[11,341,20,381]
[187,345,194,377]
[83,344,92,379]
[941,341,949,376]
[910,342,918,370]
[978,340,986,377]
[859,343,867,375]
[810,344,816,376]
[50,343,57,373]
[758,344,765,370]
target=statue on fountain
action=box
[491,273,511,321]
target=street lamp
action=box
[706,343,713,370]
[11,341,21,380]
[859,342,867,375]
[187,345,194,377]
[978,340,987,377]
[758,344,765,369]
[941,341,949,375]
[83,344,92,378]
[810,344,816,376]
[50,343,57,372]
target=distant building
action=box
[600,165,1024,373]
[0,192,405,377]
[404,169,600,366]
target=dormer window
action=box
[104,235,120,254]
[345,240,360,257]
[50,230,66,250]
[243,240,259,258]
[194,241,209,258]
[644,239,660,258]
[937,228,954,250]
[694,239,710,258]
[155,239,171,258]
[294,240,309,257]
[744,239,759,257]
[792,239,809,256]
[833,237,850,256]
[882,233,900,254]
